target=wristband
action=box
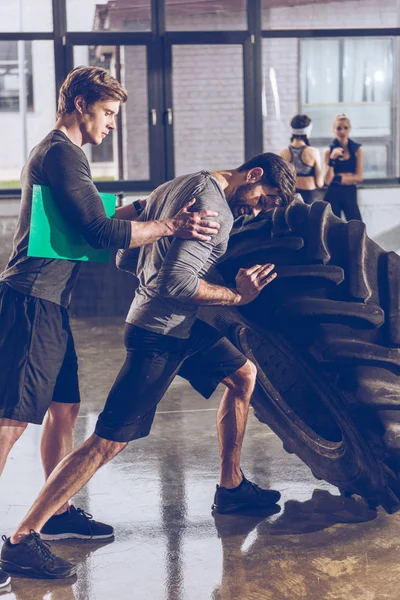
[333,174,342,184]
[328,158,336,167]
[132,200,143,216]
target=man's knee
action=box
[47,402,80,426]
[222,360,257,393]
[0,418,29,449]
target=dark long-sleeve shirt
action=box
[0,130,131,307]
[124,171,233,339]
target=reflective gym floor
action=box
[1,318,399,600]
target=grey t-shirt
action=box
[0,130,131,307]
[123,171,233,339]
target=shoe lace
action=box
[75,508,93,521]
[74,507,94,538]
[247,480,263,496]
[29,530,54,561]
[240,470,263,496]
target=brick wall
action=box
[172,44,245,175]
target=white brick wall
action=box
[172,45,245,175]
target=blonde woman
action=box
[324,114,363,221]
[280,114,323,204]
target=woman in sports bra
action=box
[324,114,363,221]
[280,114,323,204]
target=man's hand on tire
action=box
[235,264,277,306]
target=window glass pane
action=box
[262,38,394,178]
[300,40,340,107]
[299,38,393,140]
[172,45,244,175]
[362,144,388,178]
[262,0,398,29]
[0,0,52,32]
[342,38,393,137]
[67,0,151,32]
[166,0,247,31]
[262,38,299,154]
[74,45,150,181]
[0,41,55,188]
[315,144,389,178]
[0,41,34,112]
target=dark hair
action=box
[290,114,311,146]
[237,152,297,207]
[57,66,128,116]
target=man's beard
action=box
[230,183,257,218]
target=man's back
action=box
[126,171,233,338]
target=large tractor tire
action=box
[200,197,400,513]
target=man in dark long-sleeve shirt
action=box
[0,66,219,571]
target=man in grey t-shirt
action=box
[2,153,297,579]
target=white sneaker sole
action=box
[0,575,11,588]
[40,532,114,541]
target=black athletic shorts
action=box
[0,283,80,424]
[95,319,247,443]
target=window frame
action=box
[0,1,399,197]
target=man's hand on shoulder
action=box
[169,198,221,242]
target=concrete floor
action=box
[0,318,399,600]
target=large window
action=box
[1,1,400,192]
[300,38,393,176]
[73,44,150,182]
[262,36,395,178]
[0,41,55,188]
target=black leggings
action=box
[296,189,314,204]
[324,184,362,222]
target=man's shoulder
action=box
[165,171,221,197]
[43,131,86,164]
[148,170,227,216]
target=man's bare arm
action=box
[188,264,277,306]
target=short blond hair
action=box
[334,113,351,128]
[57,66,128,116]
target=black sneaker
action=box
[0,568,10,588]
[212,473,281,514]
[40,505,114,541]
[0,531,76,579]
